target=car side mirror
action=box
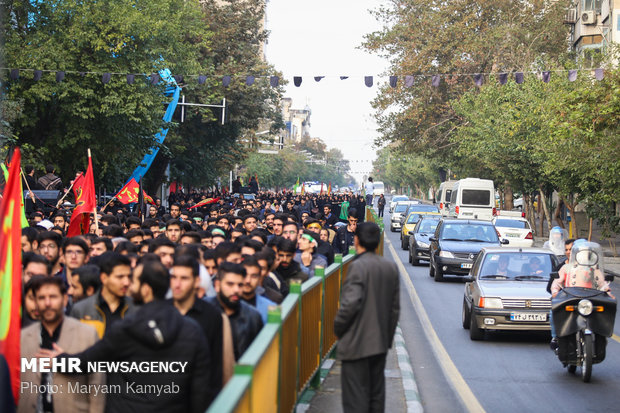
[550,271,559,280]
[501,239,510,245]
[429,237,437,242]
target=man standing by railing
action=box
[334,222,400,413]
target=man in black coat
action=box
[332,209,358,255]
[334,222,400,413]
[50,259,213,413]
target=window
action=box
[461,190,491,206]
[445,189,452,201]
[494,219,529,229]
[581,0,602,12]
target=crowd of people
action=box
[16,183,376,412]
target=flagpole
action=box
[88,149,100,233]
[20,168,36,203]
[54,176,79,209]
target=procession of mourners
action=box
[2,160,391,413]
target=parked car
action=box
[389,195,409,213]
[400,206,440,249]
[390,201,416,232]
[429,219,505,282]
[461,248,559,340]
[448,178,496,220]
[492,213,533,247]
[408,216,441,265]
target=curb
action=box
[394,325,424,413]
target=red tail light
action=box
[455,206,460,215]
[521,212,526,218]
[492,207,497,216]
[525,232,533,239]
[440,202,444,210]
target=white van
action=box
[435,181,455,216]
[373,181,385,196]
[448,178,496,220]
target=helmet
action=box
[547,226,565,256]
[569,241,604,271]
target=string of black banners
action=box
[1,67,606,87]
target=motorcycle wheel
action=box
[581,333,593,383]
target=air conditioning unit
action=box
[581,10,596,25]
[564,8,577,24]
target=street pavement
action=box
[306,204,620,413]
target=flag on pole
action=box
[301,182,305,195]
[293,177,300,193]
[144,193,155,205]
[327,182,332,195]
[2,162,30,228]
[67,150,96,237]
[188,197,220,210]
[254,173,260,190]
[0,148,23,404]
[320,182,324,195]
[115,178,140,204]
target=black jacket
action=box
[332,226,355,255]
[207,298,263,361]
[60,300,213,413]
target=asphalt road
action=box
[382,212,620,413]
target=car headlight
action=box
[439,251,454,258]
[479,297,503,309]
[577,299,593,316]
[418,241,429,248]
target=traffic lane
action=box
[386,226,620,413]
[397,274,466,413]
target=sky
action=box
[265,0,390,184]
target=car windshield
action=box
[440,223,498,242]
[393,196,408,203]
[494,219,528,229]
[416,220,439,233]
[479,253,552,281]
[395,204,409,212]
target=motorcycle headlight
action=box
[439,251,454,258]
[577,299,593,316]
[418,241,430,248]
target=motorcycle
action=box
[551,287,616,382]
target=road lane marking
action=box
[386,238,486,413]
[612,334,620,344]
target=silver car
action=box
[462,247,560,340]
[390,201,416,232]
[389,195,409,213]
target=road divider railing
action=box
[207,207,383,413]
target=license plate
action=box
[461,263,473,269]
[510,312,547,322]
[506,233,520,238]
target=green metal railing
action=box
[207,207,383,413]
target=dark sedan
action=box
[429,219,505,282]
[408,216,440,265]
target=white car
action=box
[390,195,409,213]
[493,214,533,247]
[390,201,416,232]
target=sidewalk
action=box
[301,326,421,413]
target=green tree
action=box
[3,0,210,189]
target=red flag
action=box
[255,173,260,190]
[67,151,96,237]
[0,148,23,403]
[320,182,324,195]
[72,172,84,200]
[328,181,332,195]
[144,193,155,205]
[188,197,220,210]
[115,178,140,204]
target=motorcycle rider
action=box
[544,226,566,259]
[549,241,613,350]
